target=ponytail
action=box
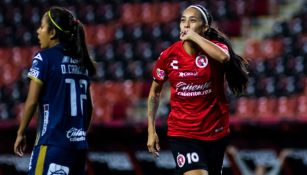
[71,21,96,76]
[188,4,249,95]
[206,28,249,95]
[47,7,96,76]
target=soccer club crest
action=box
[195,55,208,68]
[176,153,186,168]
[156,68,165,80]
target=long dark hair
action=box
[190,5,249,95]
[47,6,96,76]
[210,28,249,95]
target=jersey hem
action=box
[28,75,43,84]
[167,130,230,141]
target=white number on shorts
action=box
[187,152,199,164]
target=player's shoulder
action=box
[33,45,62,61]
[159,41,182,59]
[211,40,228,49]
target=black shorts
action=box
[168,136,229,175]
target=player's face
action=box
[180,8,208,35]
[37,14,54,49]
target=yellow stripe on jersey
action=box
[28,75,43,85]
[35,145,47,175]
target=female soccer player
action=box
[147,4,249,175]
[14,6,96,175]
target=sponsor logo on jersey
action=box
[28,151,34,171]
[47,163,69,175]
[176,153,185,168]
[170,60,179,69]
[179,71,198,77]
[195,55,208,68]
[42,104,49,136]
[28,68,40,78]
[176,82,211,91]
[62,56,70,63]
[34,53,43,61]
[66,127,86,142]
[31,60,39,70]
[156,68,165,80]
[175,82,212,96]
[62,56,80,64]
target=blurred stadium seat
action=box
[244,39,262,59]
[120,3,142,25]
[255,97,278,122]
[235,97,256,120]
[296,94,307,121]
[261,38,283,59]
[276,96,297,120]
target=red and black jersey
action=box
[152,40,230,141]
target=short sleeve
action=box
[27,52,45,84]
[213,41,229,56]
[152,51,168,83]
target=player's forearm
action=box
[191,33,229,63]
[17,102,37,136]
[147,94,160,133]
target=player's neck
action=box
[183,41,198,56]
[49,40,60,48]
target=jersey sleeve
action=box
[212,41,230,56]
[152,51,169,83]
[27,52,46,84]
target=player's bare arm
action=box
[147,81,162,157]
[181,29,230,63]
